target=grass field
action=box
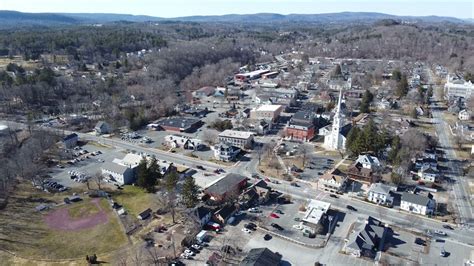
[112,185,161,218]
[0,183,127,260]
[68,200,101,219]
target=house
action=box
[240,248,282,266]
[204,173,247,203]
[94,121,111,135]
[194,206,212,228]
[301,200,331,234]
[318,169,347,193]
[193,86,216,97]
[459,109,472,121]
[101,161,136,185]
[355,155,381,171]
[154,117,202,132]
[417,166,438,183]
[347,162,381,184]
[182,106,208,118]
[247,119,271,135]
[240,181,271,206]
[213,204,237,224]
[367,183,397,206]
[344,216,388,258]
[444,74,473,98]
[400,192,436,216]
[218,130,254,149]
[212,143,241,162]
[63,133,78,149]
[249,105,283,122]
[137,208,152,220]
[164,134,205,150]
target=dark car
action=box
[245,223,257,230]
[415,238,426,246]
[197,165,205,170]
[275,209,284,214]
[264,234,272,241]
[329,194,338,198]
[346,205,357,211]
[442,225,454,230]
[271,223,284,231]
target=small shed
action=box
[137,208,152,220]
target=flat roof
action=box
[254,105,282,112]
[219,130,254,139]
[302,200,330,225]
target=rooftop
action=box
[302,199,330,225]
[240,248,282,266]
[157,117,201,130]
[254,104,282,112]
[205,173,247,196]
[219,130,254,139]
[401,192,433,206]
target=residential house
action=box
[347,162,381,184]
[212,143,241,162]
[400,192,436,216]
[344,216,388,258]
[367,183,397,206]
[459,109,472,121]
[239,180,271,206]
[164,134,205,150]
[63,133,78,149]
[218,130,254,149]
[355,155,381,171]
[204,173,247,203]
[213,204,237,224]
[240,248,282,266]
[417,166,438,183]
[101,162,136,185]
[94,121,111,135]
[194,206,212,228]
[318,169,347,193]
[182,106,208,118]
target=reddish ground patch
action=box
[44,198,109,231]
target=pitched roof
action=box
[346,216,386,254]
[369,183,396,195]
[63,133,78,141]
[195,206,212,219]
[205,173,247,196]
[401,192,433,206]
[215,204,236,220]
[240,248,282,266]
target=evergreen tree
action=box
[391,69,402,81]
[136,157,149,189]
[388,136,401,164]
[182,176,199,208]
[360,89,374,113]
[396,74,409,97]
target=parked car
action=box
[275,209,284,214]
[434,230,447,236]
[346,205,357,211]
[270,213,280,218]
[264,234,272,241]
[442,224,454,230]
[329,194,338,198]
[271,223,284,231]
[241,228,251,234]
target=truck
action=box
[196,230,208,243]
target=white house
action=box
[218,130,254,149]
[355,154,381,170]
[212,143,241,162]
[417,166,438,183]
[94,121,112,135]
[101,162,136,185]
[367,183,397,206]
[400,192,436,216]
[444,74,473,99]
[318,169,347,193]
[458,109,472,121]
[164,134,204,150]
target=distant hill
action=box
[0,10,469,28]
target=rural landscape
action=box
[0,1,473,265]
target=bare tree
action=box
[94,172,104,190]
[298,144,313,168]
[201,129,218,146]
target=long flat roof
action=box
[302,200,331,225]
[254,104,282,112]
[219,130,254,139]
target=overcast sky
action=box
[1,0,472,19]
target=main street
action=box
[425,67,474,226]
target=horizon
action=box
[0,0,472,19]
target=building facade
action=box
[218,130,254,149]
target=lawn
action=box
[112,185,161,218]
[0,183,127,260]
[68,200,101,219]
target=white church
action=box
[323,88,352,151]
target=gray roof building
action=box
[240,248,282,266]
[401,192,433,206]
[345,216,388,258]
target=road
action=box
[425,67,473,226]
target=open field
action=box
[0,56,40,70]
[111,185,161,218]
[0,182,127,260]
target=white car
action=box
[241,228,252,234]
[191,244,202,250]
[180,253,190,259]
[434,230,447,236]
[292,224,303,230]
[184,249,194,256]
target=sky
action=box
[1,0,473,19]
